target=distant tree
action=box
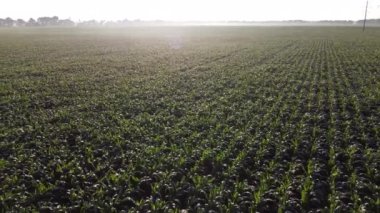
[0,18,4,27]
[367,19,380,25]
[51,16,59,25]
[104,21,117,27]
[37,16,59,26]
[37,17,49,26]
[120,19,131,26]
[4,17,14,27]
[27,18,38,26]
[77,20,99,27]
[16,19,26,27]
[58,19,75,26]
[356,19,380,26]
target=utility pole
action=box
[363,0,369,32]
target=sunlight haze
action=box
[1,0,380,21]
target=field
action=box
[0,27,379,212]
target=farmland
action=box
[0,26,379,212]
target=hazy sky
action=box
[1,0,380,21]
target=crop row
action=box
[1,27,379,212]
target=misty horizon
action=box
[2,16,380,23]
[2,16,380,28]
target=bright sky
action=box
[1,0,380,21]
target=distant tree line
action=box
[0,16,75,27]
[0,17,163,27]
[356,19,380,25]
[1,17,380,27]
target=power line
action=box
[363,0,369,32]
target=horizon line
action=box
[1,16,380,23]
